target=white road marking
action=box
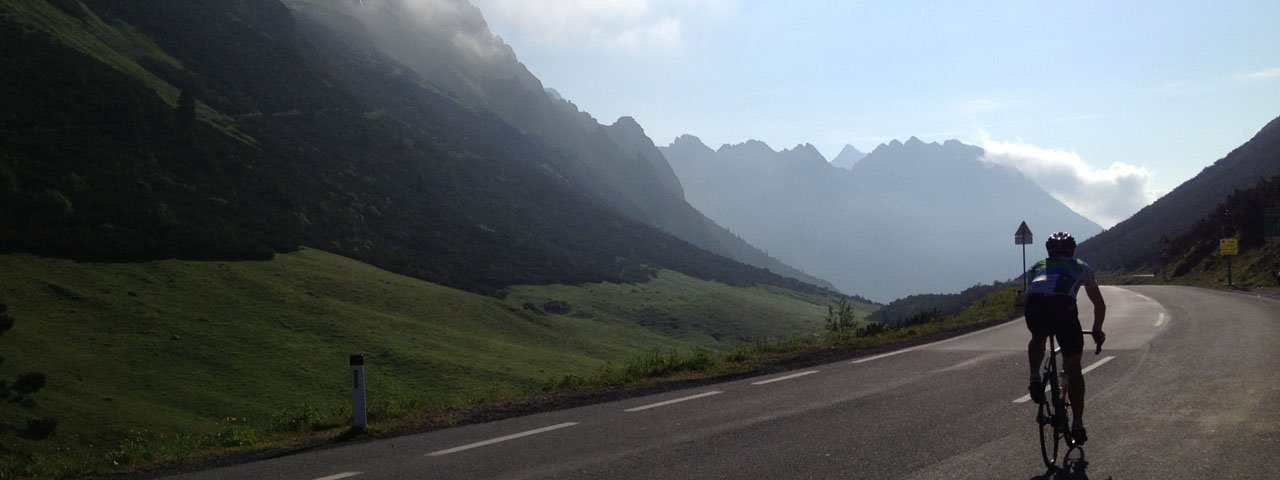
[1128,291,1158,304]
[936,355,986,373]
[428,422,578,456]
[751,370,819,385]
[314,473,362,480]
[851,348,913,364]
[1081,355,1114,374]
[1013,356,1116,403]
[849,322,1009,364]
[1156,313,1166,326]
[625,391,723,412]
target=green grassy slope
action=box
[0,249,849,476]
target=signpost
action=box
[1015,222,1033,289]
[1220,238,1238,286]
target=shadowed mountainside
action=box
[1078,115,1280,270]
[283,0,835,290]
[0,0,835,295]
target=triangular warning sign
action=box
[1015,221,1033,245]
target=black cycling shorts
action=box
[1025,294,1084,356]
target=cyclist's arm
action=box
[1084,281,1106,345]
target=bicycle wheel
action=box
[1037,399,1059,469]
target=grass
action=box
[540,286,1023,396]
[0,248,860,477]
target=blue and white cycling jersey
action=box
[1026,257,1097,299]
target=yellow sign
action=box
[1220,238,1239,256]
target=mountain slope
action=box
[662,136,1102,302]
[282,0,835,290]
[1079,115,1280,270]
[0,0,831,295]
[1156,172,1280,284]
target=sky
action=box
[468,0,1280,228]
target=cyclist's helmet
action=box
[1045,231,1076,258]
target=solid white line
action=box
[313,473,361,480]
[428,422,578,456]
[1013,356,1116,404]
[1156,313,1166,327]
[751,370,819,385]
[1127,291,1158,304]
[625,391,723,412]
[849,322,1007,365]
[851,348,913,364]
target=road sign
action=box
[1015,222,1033,245]
[1220,238,1239,256]
[1266,208,1280,242]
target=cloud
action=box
[366,0,511,61]
[1236,67,1280,81]
[473,0,734,53]
[979,134,1156,228]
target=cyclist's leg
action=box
[1056,306,1087,440]
[1025,296,1051,378]
[1062,352,1084,421]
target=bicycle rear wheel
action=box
[1037,400,1059,469]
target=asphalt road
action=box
[163,286,1280,479]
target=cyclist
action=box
[1024,232,1106,444]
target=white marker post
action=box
[350,354,367,431]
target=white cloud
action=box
[370,0,510,61]
[473,0,735,53]
[979,134,1156,228]
[1236,67,1280,81]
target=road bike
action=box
[1035,330,1101,470]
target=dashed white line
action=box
[428,422,578,456]
[1156,313,1166,326]
[1014,356,1116,403]
[1081,355,1115,374]
[751,370,819,385]
[313,473,361,480]
[625,391,723,412]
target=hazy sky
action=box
[469,0,1279,227]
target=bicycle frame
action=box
[1037,330,1096,469]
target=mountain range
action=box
[661,136,1103,302]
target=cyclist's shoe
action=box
[1071,425,1088,444]
[1028,380,1046,404]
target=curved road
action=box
[165,286,1280,479]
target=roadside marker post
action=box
[350,354,367,431]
